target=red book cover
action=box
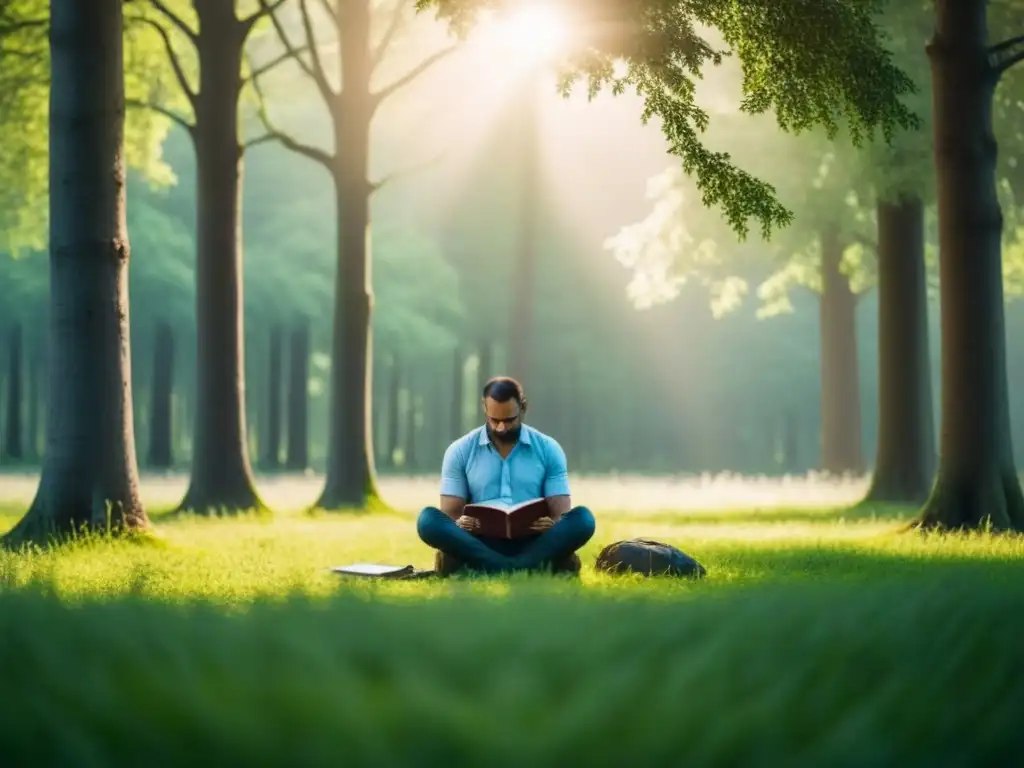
[463,498,548,539]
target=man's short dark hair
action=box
[482,376,527,410]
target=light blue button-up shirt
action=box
[439,424,571,505]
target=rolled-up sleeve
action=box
[440,441,469,498]
[542,439,571,497]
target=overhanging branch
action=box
[988,33,1024,75]
[247,57,334,170]
[297,0,334,97]
[242,0,288,32]
[242,133,276,150]
[258,0,336,101]
[243,45,310,83]
[129,15,197,106]
[148,0,197,43]
[370,150,446,193]
[371,45,457,110]
[372,0,411,72]
[126,98,195,135]
[314,0,338,31]
[248,128,334,169]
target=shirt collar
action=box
[477,424,532,447]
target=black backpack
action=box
[594,538,707,578]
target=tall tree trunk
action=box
[4,0,147,546]
[818,228,864,475]
[179,3,261,513]
[317,171,375,507]
[387,354,400,470]
[147,320,174,469]
[3,322,23,461]
[315,2,376,509]
[864,196,936,503]
[450,345,464,439]
[285,320,309,471]
[260,324,283,471]
[914,0,1024,530]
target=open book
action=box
[463,497,549,539]
[331,563,434,580]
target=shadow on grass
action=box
[693,540,1024,587]
[2,536,1021,606]
[619,501,918,527]
[1,569,1022,765]
[154,506,275,525]
[303,490,402,518]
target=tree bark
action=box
[913,0,1024,530]
[450,345,464,439]
[314,0,378,509]
[285,320,309,471]
[317,170,376,507]
[3,322,23,462]
[4,0,147,546]
[260,324,283,471]
[818,228,864,475]
[864,196,936,503]
[179,3,261,513]
[147,320,174,469]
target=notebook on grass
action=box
[331,563,435,580]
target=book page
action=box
[467,498,545,517]
[510,497,545,512]
[334,564,410,576]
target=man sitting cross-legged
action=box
[417,376,596,576]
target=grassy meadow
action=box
[0,471,1022,765]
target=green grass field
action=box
[0,473,1022,765]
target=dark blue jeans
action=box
[416,505,596,575]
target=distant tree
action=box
[0,255,47,462]
[252,0,457,509]
[243,210,333,472]
[4,0,149,547]
[370,225,464,472]
[853,3,937,505]
[607,117,875,477]
[125,188,196,470]
[124,0,295,514]
[910,0,1024,531]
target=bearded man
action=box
[416,376,596,576]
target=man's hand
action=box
[530,516,554,532]
[455,515,480,533]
